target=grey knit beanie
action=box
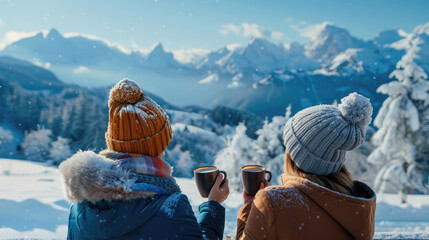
[283,92,373,175]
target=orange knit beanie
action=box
[105,78,172,157]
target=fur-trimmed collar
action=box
[59,151,165,203]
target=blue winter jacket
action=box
[67,194,225,240]
[59,151,225,240]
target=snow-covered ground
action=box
[0,158,428,239]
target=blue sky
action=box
[1,0,429,51]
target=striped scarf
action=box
[100,150,180,195]
[101,150,172,178]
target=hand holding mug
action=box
[194,166,229,204]
[243,181,269,204]
[208,173,229,204]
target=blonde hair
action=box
[283,153,354,195]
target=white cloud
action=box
[290,21,333,41]
[226,43,242,51]
[199,73,219,84]
[0,30,45,50]
[73,66,89,74]
[219,23,242,36]
[0,18,3,26]
[171,48,210,64]
[32,58,51,69]
[285,17,294,23]
[130,39,141,50]
[271,31,284,40]
[220,22,284,40]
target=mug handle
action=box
[219,171,227,187]
[265,170,272,182]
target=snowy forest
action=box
[1,22,429,198]
[1,23,428,197]
[2,1,429,238]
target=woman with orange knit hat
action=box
[60,78,229,240]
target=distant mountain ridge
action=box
[0,56,66,93]
[1,22,429,117]
[0,57,265,163]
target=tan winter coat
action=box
[236,175,376,240]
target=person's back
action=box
[60,79,229,240]
[236,92,376,240]
[239,175,375,240]
[62,151,226,240]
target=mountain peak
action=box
[304,22,365,61]
[48,28,60,34]
[300,22,338,40]
[248,37,270,46]
[308,23,355,43]
[146,42,181,67]
[244,37,284,53]
[373,29,404,47]
[323,23,348,34]
[151,43,165,53]
[47,28,63,40]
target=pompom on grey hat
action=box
[283,92,373,175]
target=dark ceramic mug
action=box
[241,165,272,196]
[194,166,227,198]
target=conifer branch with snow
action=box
[368,31,429,194]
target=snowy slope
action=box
[0,159,68,238]
[317,47,394,76]
[0,158,428,239]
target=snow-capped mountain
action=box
[304,22,369,61]
[198,38,318,88]
[372,29,405,47]
[224,38,288,72]
[1,23,429,117]
[196,46,231,70]
[144,43,184,69]
[316,47,396,76]
[2,29,131,67]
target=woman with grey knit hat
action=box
[236,92,376,240]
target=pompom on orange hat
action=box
[105,78,172,157]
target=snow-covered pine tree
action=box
[254,106,291,184]
[40,101,65,137]
[368,34,429,194]
[167,124,224,175]
[21,127,52,162]
[165,144,194,178]
[49,136,72,164]
[81,101,107,151]
[0,127,14,157]
[214,123,261,192]
[66,93,89,148]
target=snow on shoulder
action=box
[160,192,182,218]
[263,186,310,211]
[338,92,373,127]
